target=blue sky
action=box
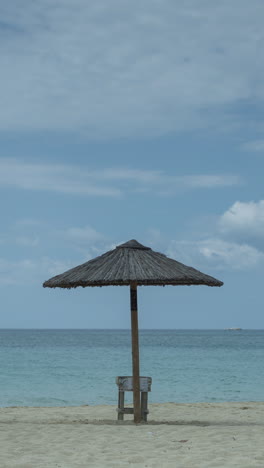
[0,0,264,329]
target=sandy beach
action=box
[0,402,264,467]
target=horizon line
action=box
[0,327,262,331]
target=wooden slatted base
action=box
[116,376,152,422]
[117,407,134,415]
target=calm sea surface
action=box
[0,329,263,407]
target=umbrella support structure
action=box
[130,282,141,423]
[43,239,223,426]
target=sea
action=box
[0,329,263,407]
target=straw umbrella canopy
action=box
[43,239,223,422]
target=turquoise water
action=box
[0,329,263,407]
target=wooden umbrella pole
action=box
[130,281,141,423]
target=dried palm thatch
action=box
[43,239,223,288]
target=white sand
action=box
[1,402,264,468]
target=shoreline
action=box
[1,401,264,426]
[1,402,264,467]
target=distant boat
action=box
[224,327,242,331]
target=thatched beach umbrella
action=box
[43,239,223,423]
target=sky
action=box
[0,0,264,329]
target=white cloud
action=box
[0,257,75,286]
[219,200,264,237]
[157,174,241,196]
[161,199,264,272]
[163,200,264,271]
[42,258,76,278]
[0,158,121,197]
[0,158,241,196]
[242,140,264,152]
[64,226,107,257]
[156,199,264,272]
[0,258,36,285]
[198,239,264,270]
[65,226,105,243]
[63,227,120,260]
[0,221,108,285]
[0,0,263,137]
[15,219,46,228]
[0,233,39,247]
[167,238,264,271]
